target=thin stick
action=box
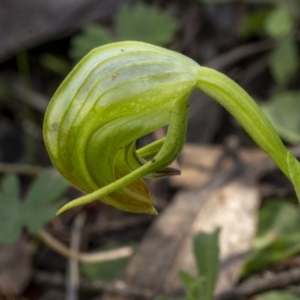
[0,163,44,175]
[37,228,133,263]
[217,267,300,300]
[66,213,86,300]
[205,39,273,70]
[34,271,155,299]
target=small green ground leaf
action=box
[39,54,71,76]
[22,170,69,233]
[178,270,206,300]
[242,200,300,275]
[69,24,112,61]
[261,91,300,144]
[269,37,298,86]
[24,169,69,206]
[193,229,220,300]
[239,9,270,38]
[256,291,299,300]
[115,3,178,46]
[0,175,22,244]
[264,5,294,39]
[70,3,178,60]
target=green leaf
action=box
[261,91,300,144]
[239,9,271,38]
[81,243,132,281]
[0,171,68,244]
[39,54,71,76]
[115,3,178,46]
[269,36,298,86]
[69,3,178,60]
[264,5,294,39]
[0,175,22,244]
[242,200,300,275]
[193,229,220,300]
[69,24,112,61]
[178,270,205,300]
[22,169,69,233]
[256,291,299,300]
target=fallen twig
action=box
[34,271,156,299]
[0,163,44,175]
[66,213,86,300]
[205,39,273,71]
[216,267,300,300]
[37,228,134,264]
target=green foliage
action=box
[242,2,298,86]
[242,200,300,275]
[239,9,270,38]
[155,224,300,300]
[197,1,300,142]
[115,4,178,45]
[193,229,219,300]
[177,271,206,300]
[204,1,299,86]
[81,243,132,282]
[0,175,22,244]
[256,291,299,300]
[84,230,221,300]
[268,36,298,86]
[155,229,220,300]
[264,5,294,39]
[0,170,69,245]
[39,54,71,76]
[261,91,300,144]
[213,0,300,141]
[69,3,178,61]
[69,25,111,61]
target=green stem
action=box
[197,66,291,180]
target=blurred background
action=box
[1,0,300,299]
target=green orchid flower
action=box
[43,41,300,215]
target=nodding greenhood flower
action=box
[43,41,300,215]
